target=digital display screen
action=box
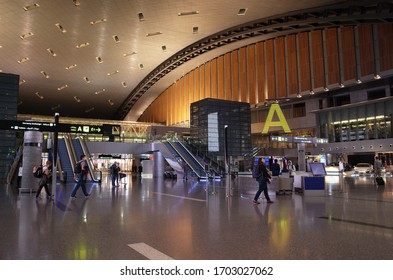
[310,162,326,176]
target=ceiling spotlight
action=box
[139,64,144,69]
[83,77,91,83]
[124,51,137,57]
[193,26,199,34]
[146,32,162,37]
[90,18,107,25]
[35,92,44,99]
[107,70,119,76]
[19,79,26,85]
[17,57,29,64]
[108,99,114,106]
[76,42,90,48]
[40,71,49,78]
[51,104,61,110]
[66,64,77,70]
[296,93,302,98]
[47,48,57,56]
[356,79,362,84]
[324,87,329,92]
[309,90,315,95]
[57,84,68,91]
[55,23,67,33]
[23,3,40,11]
[161,45,167,51]
[374,74,381,79]
[113,35,120,43]
[20,32,34,39]
[85,107,95,113]
[178,11,199,16]
[138,12,145,21]
[74,96,81,102]
[94,89,105,95]
[121,82,127,87]
[73,0,80,7]
[96,56,103,63]
[339,83,345,88]
[237,8,248,15]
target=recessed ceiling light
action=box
[85,107,95,113]
[161,45,167,51]
[23,3,40,11]
[57,84,68,91]
[193,26,199,34]
[237,8,248,15]
[19,79,26,85]
[146,32,162,37]
[40,71,49,78]
[96,56,103,63]
[20,32,34,39]
[76,42,90,48]
[138,12,145,21]
[121,82,127,87]
[178,11,199,16]
[47,48,57,56]
[123,51,137,57]
[55,23,67,33]
[90,18,107,25]
[73,0,80,7]
[66,64,77,70]
[108,99,114,106]
[74,96,81,102]
[107,70,119,76]
[35,92,44,99]
[113,35,120,43]
[139,64,144,69]
[83,77,91,83]
[17,57,29,64]
[94,89,105,95]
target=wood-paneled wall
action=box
[139,24,393,126]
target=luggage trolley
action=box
[119,172,127,188]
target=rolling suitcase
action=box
[375,176,385,186]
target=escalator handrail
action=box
[169,141,206,178]
[77,137,100,182]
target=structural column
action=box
[21,131,43,190]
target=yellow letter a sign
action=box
[262,104,291,134]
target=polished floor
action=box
[1,173,393,260]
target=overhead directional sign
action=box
[270,135,328,144]
[0,120,57,132]
[57,123,103,134]
[0,120,121,135]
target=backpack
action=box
[74,161,82,174]
[33,166,43,178]
[252,163,261,179]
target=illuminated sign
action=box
[270,135,328,144]
[0,120,57,132]
[270,135,292,142]
[262,104,291,134]
[0,120,120,135]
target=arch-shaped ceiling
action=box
[1,0,390,120]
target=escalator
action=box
[168,141,207,179]
[74,137,101,182]
[58,138,74,183]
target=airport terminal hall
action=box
[1,0,393,260]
